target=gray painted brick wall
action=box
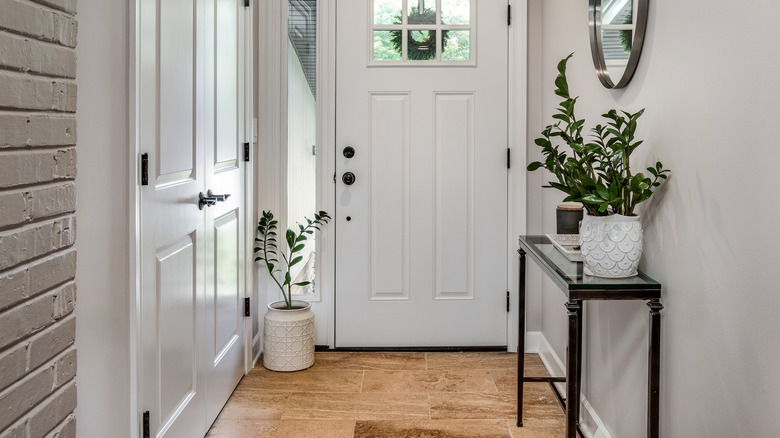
[0,0,78,435]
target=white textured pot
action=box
[263,300,315,372]
[579,213,643,278]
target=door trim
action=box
[257,0,525,351]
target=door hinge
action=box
[333,172,336,183]
[507,148,511,169]
[142,411,150,438]
[140,153,149,186]
[507,291,510,312]
[507,4,512,26]
[244,297,251,317]
[244,142,250,162]
[244,0,250,7]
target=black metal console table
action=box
[517,235,662,438]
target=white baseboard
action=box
[534,333,614,438]
[252,333,262,367]
[525,331,541,353]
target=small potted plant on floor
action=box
[254,210,330,371]
[527,54,670,278]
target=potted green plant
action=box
[254,210,330,371]
[527,54,670,277]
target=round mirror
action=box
[589,0,648,88]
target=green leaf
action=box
[527,161,543,171]
[292,244,305,253]
[293,281,311,287]
[289,256,303,267]
[582,195,603,204]
[286,229,295,249]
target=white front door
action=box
[335,0,509,347]
[139,0,245,436]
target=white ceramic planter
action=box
[263,300,315,372]
[579,213,643,278]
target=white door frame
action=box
[127,1,256,436]
[256,0,525,351]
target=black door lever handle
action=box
[207,189,231,202]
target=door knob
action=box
[207,189,231,202]
[342,172,356,185]
[198,192,217,210]
[199,190,231,210]
[343,146,355,158]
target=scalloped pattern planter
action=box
[263,300,315,372]
[580,214,643,278]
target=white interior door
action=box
[335,0,509,347]
[139,0,245,436]
[204,0,246,425]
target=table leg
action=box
[517,249,527,427]
[565,299,582,438]
[575,299,583,430]
[647,299,663,438]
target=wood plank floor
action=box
[206,352,565,438]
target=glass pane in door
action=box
[288,0,318,295]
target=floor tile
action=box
[426,352,519,370]
[430,392,517,420]
[215,390,288,420]
[236,368,363,393]
[523,355,551,377]
[491,360,551,393]
[507,422,566,438]
[205,419,355,438]
[312,352,427,370]
[362,369,497,393]
[282,392,430,420]
[517,383,566,428]
[355,420,512,438]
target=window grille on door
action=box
[371,0,475,65]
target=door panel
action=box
[213,211,240,358]
[369,93,410,300]
[435,92,474,299]
[159,0,195,180]
[335,0,508,347]
[215,0,239,166]
[157,238,197,426]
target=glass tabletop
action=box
[518,235,661,293]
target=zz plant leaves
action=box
[527,54,671,216]
[254,210,331,309]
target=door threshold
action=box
[316,346,508,353]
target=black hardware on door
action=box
[199,192,216,210]
[244,297,251,317]
[199,190,231,210]
[244,142,250,162]
[207,189,230,202]
[199,190,231,209]
[142,411,150,438]
[140,153,149,186]
[342,172,356,185]
[343,146,355,158]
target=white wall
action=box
[74,0,131,435]
[527,0,780,436]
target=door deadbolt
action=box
[343,146,355,159]
[342,172,356,185]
